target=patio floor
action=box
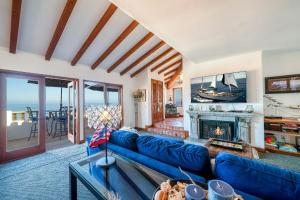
[7,133,73,152]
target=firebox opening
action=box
[200,120,235,141]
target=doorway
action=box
[0,71,79,163]
[45,78,79,151]
[0,72,45,162]
[151,79,164,124]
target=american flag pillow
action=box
[89,127,114,148]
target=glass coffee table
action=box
[69,151,169,200]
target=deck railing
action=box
[7,111,30,126]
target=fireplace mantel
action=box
[186,110,258,143]
[186,110,256,118]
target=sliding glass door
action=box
[0,73,45,162]
[84,81,122,137]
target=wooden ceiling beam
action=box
[164,76,172,81]
[107,32,154,73]
[158,59,182,74]
[151,52,181,72]
[71,3,117,66]
[9,0,22,54]
[91,20,138,69]
[45,0,77,60]
[164,67,180,77]
[130,47,173,78]
[167,65,183,89]
[120,41,165,75]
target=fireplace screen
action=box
[200,120,235,141]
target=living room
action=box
[0,0,300,200]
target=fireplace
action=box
[187,110,253,143]
[200,120,235,141]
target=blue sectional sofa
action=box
[86,130,300,200]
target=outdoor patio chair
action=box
[53,106,68,139]
[26,107,38,141]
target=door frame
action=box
[67,80,79,143]
[0,72,46,163]
[0,69,81,163]
[151,79,164,125]
[82,80,124,141]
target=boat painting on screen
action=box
[191,71,247,103]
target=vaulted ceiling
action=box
[4,1,296,83]
[111,0,300,63]
[0,0,182,81]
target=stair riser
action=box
[146,127,188,139]
[153,124,184,131]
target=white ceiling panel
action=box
[111,35,161,73]
[147,49,178,69]
[126,44,170,74]
[53,0,111,62]
[95,24,149,70]
[162,63,181,75]
[150,51,181,71]
[18,0,66,55]
[79,9,133,66]
[157,59,181,74]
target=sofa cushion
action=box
[109,130,139,151]
[215,152,300,200]
[145,135,184,144]
[136,135,212,178]
[106,143,206,183]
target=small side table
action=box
[204,139,254,159]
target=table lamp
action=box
[95,109,116,168]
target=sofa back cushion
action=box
[149,135,184,144]
[136,135,212,178]
[109,130,139,151]
[215,152,300,200]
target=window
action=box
[107,87,121,106]
[83,81,122,136]
[84,81,105,107]
[173,88,182,107]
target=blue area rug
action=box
[258,152,300,172]
[0,144,97,200]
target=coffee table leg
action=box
[70,171,77,200]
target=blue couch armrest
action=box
[215,152,300,200]
[86,136,104,156]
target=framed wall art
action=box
[265,74,300,94]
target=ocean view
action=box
[7,103,67,112]
[7,102,106,112]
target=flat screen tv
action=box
[191,71,247,103]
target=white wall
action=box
[262,50,300,145]
[0,47,136,141]
[182,51,265,148]
[262,50,300,117]
[134,68,164,128]
[134,70,148,128]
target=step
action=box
[146,127,189,139]
[153,122,184,131]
